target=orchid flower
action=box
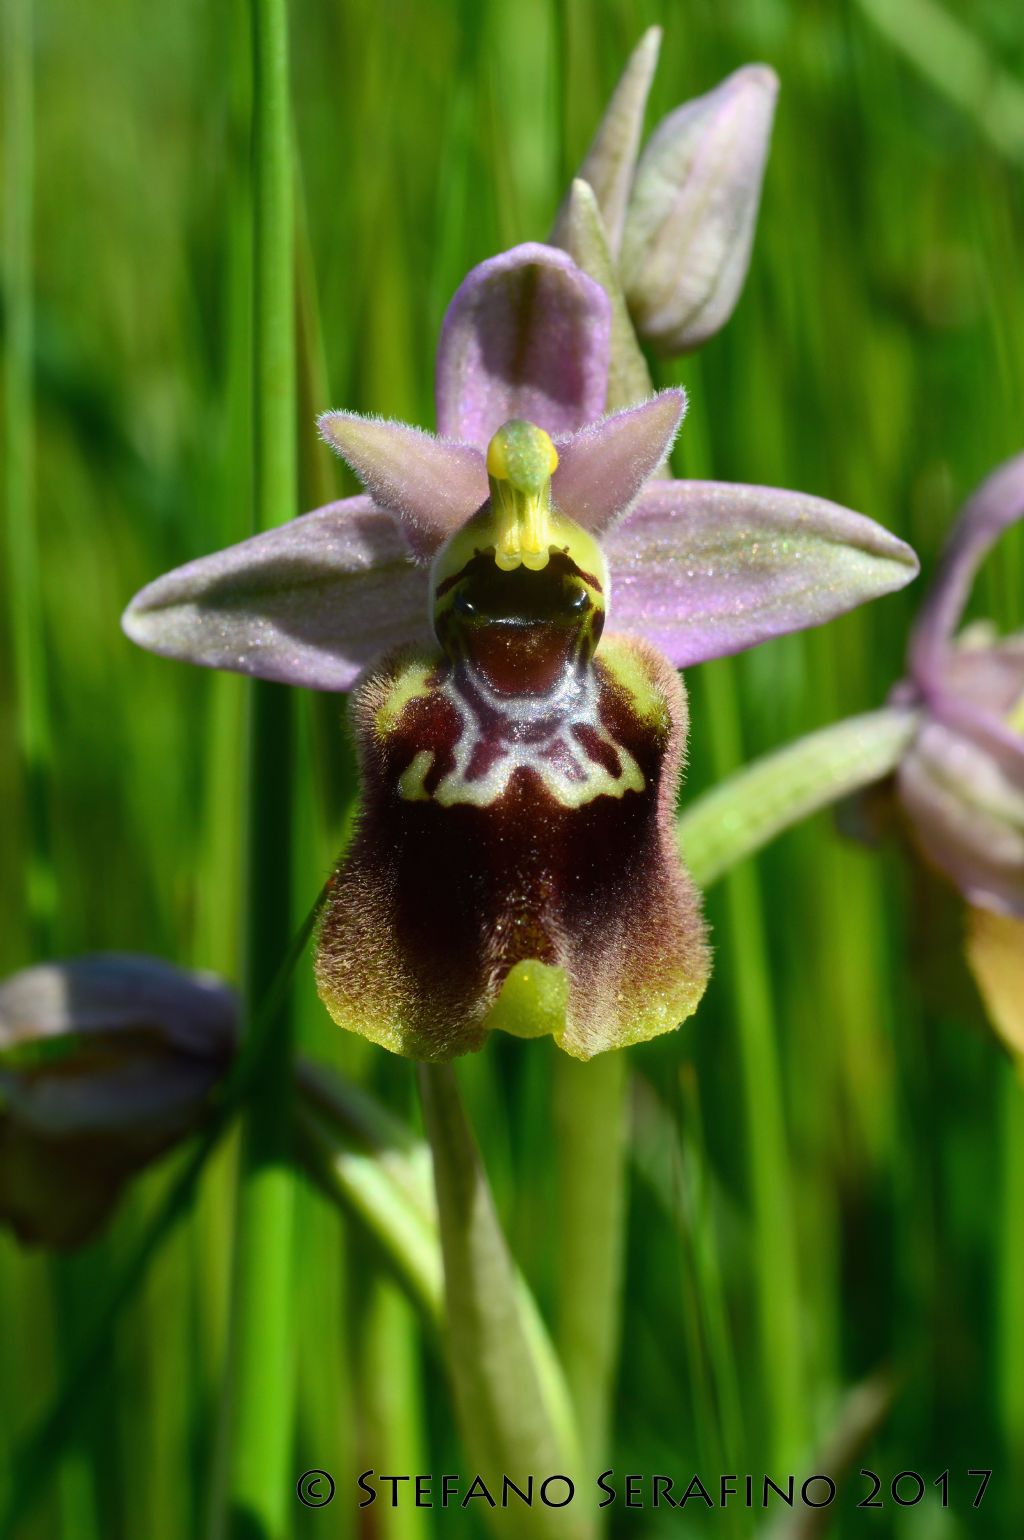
[683,450,1023,1060]
[887,453,1024,1058]
[123,243,917,1062]
[0,955,235,1246]
[895,451,1024,917]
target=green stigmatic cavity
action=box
[315,420,710,1061]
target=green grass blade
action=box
[221,1,300,1534]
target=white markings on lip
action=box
[399,661,644,810]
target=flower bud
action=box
[620,64,778,355]
[0,955,236,1247]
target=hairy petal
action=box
[552,390,685,534]
[318,412,487,558]
[621,64,778,355]
[551,26,662,258]
[554,179,656,415]
[122,497,428,693]
[435,243,612,449]
[605,479,919,665]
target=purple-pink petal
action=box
[318,412,487,559]
[940,636,1024,719]
[121,496,428,693]
[552,390,685,534]
[604,479,919,666]
[906,451,1024,785]
[910,450,1024,688]
[914,681,1024,790]
[435,243,612,450]
[898,721,1024,917]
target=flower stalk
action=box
[418,1062,588,1540]
[697,658,806,1467]
[678,706,921,889]
[553,1051,628,1479]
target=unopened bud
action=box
[620,64,778,355]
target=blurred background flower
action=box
[882,452,1024,1060]
[0,956,235,1246]
[897,450,1024,919]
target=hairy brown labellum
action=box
[316,630,709,1059]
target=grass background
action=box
[2,0,1024,1536]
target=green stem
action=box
[417,1063,589,1540]
[295,1056,584,1498]
[998,1064,1024,1486]
[295,1063,443,1323]
[698,659,805,1468]
[223,3,298,1533]
[360,1280,432,1540]
[4,12,101,1539]
[3,0,54,950]
[553,1052,628,1479]
[678,706,919,891]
